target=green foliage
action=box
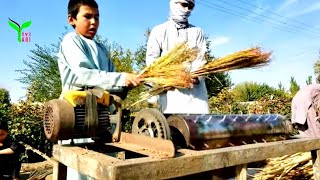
[204,36,232,98]
[306,75,312,85]
[289,76,300,96]
[248,96,292,118]
[0,88,11,122]
[209,88,249,114]
[314,56,320,83]
[205,73,232,98]
[95,34,148,109]
[8,101,52,156]
[210,86,292,119]
[17,44,61,102]
[232,82,284,102]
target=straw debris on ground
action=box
[253,152,313,180]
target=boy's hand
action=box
[125,73,144,87]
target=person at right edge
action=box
[146,0,209,114]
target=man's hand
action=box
[125,73,144,87]
[191,77,199,84]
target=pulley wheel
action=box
[132,108,171,139]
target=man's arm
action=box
[146,28,162,66]
[190,28,207,72]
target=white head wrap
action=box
[169,0,195,28]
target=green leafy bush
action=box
[8,101,52,157]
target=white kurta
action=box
[146,20,209,114]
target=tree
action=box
[306,75,312,85]
[314,51,320,83]
[232,82,279,102]
[289,76,300,96]
[17,44,61,102]
[204,36,232,98]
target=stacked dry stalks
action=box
[253,152,313,180]
[133,44,271,106]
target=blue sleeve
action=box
[59,33,126,91]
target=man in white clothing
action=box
[146,0,209,114]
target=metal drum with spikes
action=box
[167,114,293,150]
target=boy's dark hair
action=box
[68,0,99,19]
[0,120,8,131]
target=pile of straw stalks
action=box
[252,152,313,180]
[133,43,271,105]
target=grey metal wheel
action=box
[132,108,171,139]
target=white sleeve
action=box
[146,28,162,66]
[191,29,207,72]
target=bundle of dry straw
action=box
[132,45,271,106]
[253,152,313,180]
[191,47,271,77]
[131,43,198,106]
[139,42,198,89]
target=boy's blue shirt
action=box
[57,32,126,93]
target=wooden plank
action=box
[52,160,67,180]
[53,145,121,180]
[53,138,320,180]
[112,138,320,179]
[235,164,247,180]
[312,149,320,180]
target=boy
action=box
[146,0,209,114]
[57,0,143,179]
[0,121,23,180]
[58,0,142,95]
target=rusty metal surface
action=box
[43,94,123,142]
[132,108,171,139]
[168,114,293,149]
[43,99,75,142]
[109,132,175,158]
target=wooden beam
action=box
[52,160,67,180]
[53,145,121,180]
[312,149,320,180]
[235,164,247,180]
[53,138,320,180]
[112,138,320,179]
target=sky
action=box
[1,0,320,102]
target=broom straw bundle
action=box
[139,42,199,78]
[131,43,198,106]
[191,47,271,77]
[132,45,272,106]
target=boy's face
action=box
[68,5,99,39]
[0,129,8,142]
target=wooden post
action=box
[312,150,320,180]
[235,164,247,180]
[52,160,67,180]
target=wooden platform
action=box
[52,138,320,180]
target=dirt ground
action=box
[20,160,53,180]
